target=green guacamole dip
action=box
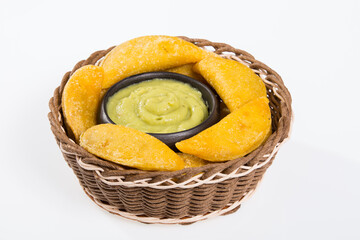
[106,79,208,133]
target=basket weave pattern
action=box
[48,37,292,224]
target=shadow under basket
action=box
[48,37,293,225]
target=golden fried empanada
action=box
[194,56,267,112]
[80,124,184,171]
[176,97,271,161]
[177,153,209,168]
[166,63,206,83]
[62,65,103,142]
[101,36,211,89]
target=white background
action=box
[1,0,359,239]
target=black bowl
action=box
[98,72,220,150]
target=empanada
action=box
[101,36,211,89]
[194,56,267,112]
[62,65,103,142]
[80,124,184,171]
[176,97,271,161]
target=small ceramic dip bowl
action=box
[98,71,220,150]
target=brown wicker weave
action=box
[48,37,292,224]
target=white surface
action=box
[1,0,359,239]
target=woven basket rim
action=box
[48,36,292,186]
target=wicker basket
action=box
[48,37,292,224]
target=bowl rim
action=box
[98,71,220,137]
